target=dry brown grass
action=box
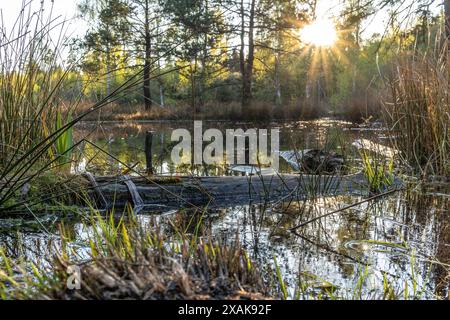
[383,52,449,177]
[26,215,270,300]
[339,93,382,123]
[74,102,187,121]
[74,100,328,122]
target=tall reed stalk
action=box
[384,50,449,177]
[0,1,65,167]
[0,1,178,211]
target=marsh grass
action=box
[273,256,288,300]
[0,1,179,212]
[76,99,327,122]
[0,1,66,165]
[0,2,95,210]
[0,209,269,300]
[360,149,394,194]
[384,50,449,177]
[52,111,74,170]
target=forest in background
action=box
[0,0,449,301]
[31,0,447,122]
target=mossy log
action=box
[82,172,394,211]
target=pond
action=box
[1,119,448,299]
[71,119,373,175]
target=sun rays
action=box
[300,19,338,47]
[296,18,352,92]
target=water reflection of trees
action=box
[197,188,450,298]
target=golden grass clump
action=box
[384,52,449,177]
[1,214,268,300]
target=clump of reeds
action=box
[384,50,449,178]
[0,1,80,211]
[336,91,382,123]
[360,150,394,194]
[0,213,268,300]
[0,1,159,212]
[0,1,68,166]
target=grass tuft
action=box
[384,51,449,178]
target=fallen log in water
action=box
[81,171,399,212]
[76,138,396,212]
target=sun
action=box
[300,19,337,47]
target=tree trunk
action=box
[82,172,374,210]
[198,0,209,109]
[143,0,152,111]
[274,2,282,108]
[190,62,198,115]
[275,54,282,107]
[159,85,165,107]
[106,45,112,99]
[156,15,164,107]
[242,0,256,108]
[239,0,246,108]
[352,0,361,94]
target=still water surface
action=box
[1,119,448,299]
